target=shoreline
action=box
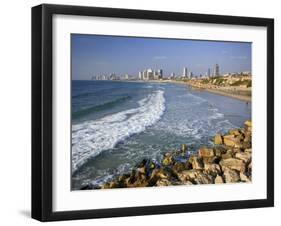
[166,80,251,102]
[85,79,251,102]
[81,120,252,190]
[201,87,251,102]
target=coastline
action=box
[87,79,251,103]
[201,87,251,102]
[166,80,251,102]
[81,120,252,190]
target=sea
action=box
[71,80,251,190]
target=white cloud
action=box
[153,56,167,60]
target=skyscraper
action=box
[138,71,143,80]
[158,69,163,79]
[214,64,220,77]
[207,68,211,77]
[183,67,188,78]
[147,69,154,80]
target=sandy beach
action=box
[163,80,251,102]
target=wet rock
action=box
[219,158,246,172]
[136,166,146,175]
[109,181,120,188]
[198,147,215,158]
[136,159,148,168]
[223,168,240,183]
[80,183,101,190]
[235,152,251,163]
[162,153,173,166]
[101,182,111,189]
[215,175,224,184]
[214,134,223,145]
[181,144,187,152]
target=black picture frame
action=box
[32,3,274,222]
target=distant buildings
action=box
[138,71,143,80]
[90,62,248,82]
[207,68,211,77]
[139,68,163,80]
[183,67,188,78]
[213,63,220,77]
[188,71,193,79]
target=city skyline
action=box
[72,34,252,80]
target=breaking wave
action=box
[72,90,165,172]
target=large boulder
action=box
[223,135,242,148]
[235,152,251,163]
[245,148,252,153]
[215,175,224,184]
[219,158,246,172]
[213,146,227,156]
[198,147,215,158]
[214,134,223,145]
[221,149,234,159]
[240,172,251,182]
[228,128,241,136]
[204,163,222,177]
[202,155,221,165]
[189,156,204,170]
[175,169,198,182]
[181,144,187,152]
[162,153,173,166]
[172,161,192,172]
[244,120,252,128]
[156,178,172,186]
[223,168,240,183]
[176,169,213,184]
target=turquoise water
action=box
[71,80,251,190]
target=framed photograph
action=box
[32,4,274,221]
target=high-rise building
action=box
[207,68,211,77]
[183,67,188,78]
[214,64,220,77]
[158,69,163,78]
[147,69,154,80]
[189,71,193,78]
[138,71,143,80]
[109,73,116,80]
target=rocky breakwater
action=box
[82,120,252,190]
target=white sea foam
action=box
[154,92,233,139]
[72,90,165,173]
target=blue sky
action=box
[71,34,251,80]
